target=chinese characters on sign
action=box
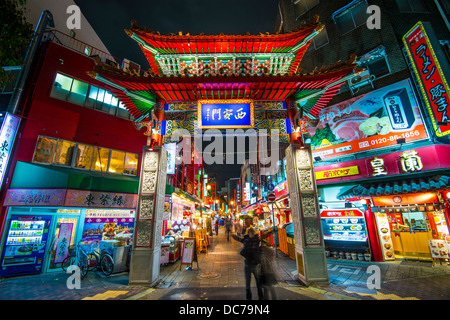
[371,157,388,176]
[0,113,21,189]
[197,99,254,129]
[315,166,359,180]
[403,21,450,136]
[64,190,138,208]
[3,189,66,206]
[369,150,423,176]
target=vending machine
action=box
[0,215,52,277]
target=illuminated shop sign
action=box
[302,79,427,160]
[315,166,359,180]
[0,113,21,189]
[403,21,450,137]
[197,99,254,129]
[369,149,423,176]
[165,142,177,175]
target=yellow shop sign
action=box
[316,166,359,180]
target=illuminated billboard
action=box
[197,99,254,129]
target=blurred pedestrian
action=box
[225,218,232,241]
[215,219,219,236]
[259,242,277,299]
[239,227,263,300]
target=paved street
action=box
[0,229,449,301]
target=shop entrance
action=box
[391,210,433,261]
[45,213,81,273]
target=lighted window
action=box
[50,73,73,101]
[109,150,125,174]
[396,0,428,12]
[53,139,76,166]
[294,0,319,17]
[92,147,110,172]
[32,136,57,164]
[67,79,88,105]
[124,153,139,175]
[335,1,369,35]
[74,144,94,169]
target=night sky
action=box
[73,0,279,189]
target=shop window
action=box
[92,147,110,172]
[294,0,319,18]
[109,150,125,174]
[124,153,139,175]
[53,139,76,166]
[396,0,429,12]
[32,136,57,164]
[86,85,119,115]
[335,1,369,35]
[312,26,329,50]
[67,79,88,106]
[74,143,94,169]
[50,73,73,101]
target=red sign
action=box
[372,192,438,206]
[274,181,288,198]
[267,193,276,202]
[403,21,450,137]
[320,209,364,218]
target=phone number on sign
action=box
[368,130,422,146]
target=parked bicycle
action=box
[61,240,90,278]
[84,241,115,276]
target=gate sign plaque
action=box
[197,99,254,129]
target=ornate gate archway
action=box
[89,16,360,286]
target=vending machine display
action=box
[0,215,52,277]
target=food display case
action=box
[0,215,52,277]
[163,235,181,263]
[320,209,370,256]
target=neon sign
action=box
[403,21,450,137]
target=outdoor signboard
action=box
[165,142,177,175]
[302,79,428,160]
[197,99,254,129]
[403,21,450,137]
[0,113,21,190]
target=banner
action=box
[302,79,428,160]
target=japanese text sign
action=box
[197,99,254,129]
[0,113,20,189]
[403,21,450,137]
[316,166,359,180]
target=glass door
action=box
[46,216,79,272]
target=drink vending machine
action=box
[0,215,52,277]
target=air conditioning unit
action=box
[348,70,375,90]
[122,58,141,74]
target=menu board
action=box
[428,240,449,259]
[181,238,196,265]
[375,212,395,261]
[320,209,368,242]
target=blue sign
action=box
[197,100,254,129]
[267,183,275,191]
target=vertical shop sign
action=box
[54,223,73,263]
[165,143,177,175]
[0,113,20,189]
[403,21,450,137]
[374,212,395,261]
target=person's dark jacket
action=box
[240,234,261,265]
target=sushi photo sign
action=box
[301,79,428,160]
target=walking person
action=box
[215,218,219,236]
[259,242,277,300]
[239,227,263,300]
[225,218,232,241]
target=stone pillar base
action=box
[296,246,329,286]
[129,248,161,286]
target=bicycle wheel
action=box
[78,254,89,278]
[87,253,99,271]
[61,255,76,272]
[100,254,114,276]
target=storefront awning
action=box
[337,175,450,200]
[171,187,201,204]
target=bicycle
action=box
[84,241,115,276]
[61,240,90,278]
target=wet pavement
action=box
[0,228,449,301]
